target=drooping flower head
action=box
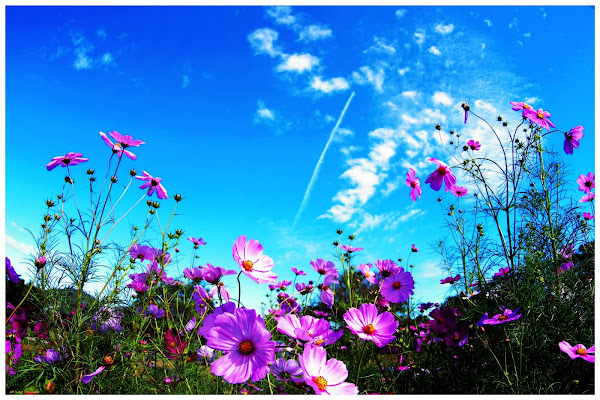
[291,267,306,276]
[466,140,481,151]
[357,263,377,284]
[81,366,105,384]
[564,126,584,155]
[477,308,522,325]
[523,108,556,131]
[411,244,419,253]
[583,212,594,220]
[6,257,20,284]
[559,341,595,363]
[451,186,468,197]
[405,168,422,202]
[425,158,457,192]
[135,171,168,199]
[232,235,277,284]
[319,282,336,309]
[298,343,359,395]
[338,244,364,253]
[510,101,534,115]
[192,285,212,315]
[380,269,415,303]
[206,307,276,384]
[271,358,304,383]
[46,152,88,171]
[440,274,461,284]
[577,172,595,193]
[344,303,399,347]
[188,236,207,248]
[580,192,595,203]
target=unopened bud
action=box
[174,194,183,202]
[130,169,137,177]
[348,235,355,240]
[461,103,470,111]
[435,124,441,131]
[65,176,73,184]
[438,197,442,202]
[463,145,469,151]
[35,256,47,270]
[86,169,94,175]
[111,176,118,183]
[333,241,339,246]
[152,202,160,209]
[147,200,153,207]
[336,229,343,234]
[149,209,155,215]
[44,214,52,222]
[497,116,502,121]
[503,121,508,127]
[46,199,55,207]
[90,177,96,182]
[54,214,60,220]
[45,381,55,394]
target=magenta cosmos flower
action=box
[375,259,400,278]
[451,186,468,197]
[510,101,534,115]
[440,274,461,284]
[559,341,595,363]
[338,244,363,252]
[411,244,419,253]
[494,267,510,278]
[380,268,415,303]
[577,172,595,193]
[206,307,276,384]
[46,152,88,171]
[6,257,21,284]
[580,192,595,203]
[232,235,277,284]
[405,168,422,202]
[344,303,399,347]
[477,308,522,325]
[564,126,584,155]
[277,314,330,341]
[299,343,358,395]
[188,236,206,247]
[135,171,168,199]
[271,358,304,383]
[310,259,339,281]
[81,366,105,384]
[466,140,481,151]
[583,212,594,220]
[291,267,306,276]
[523,108,556,131]
[425,158,457,192]
[357,264,377,284]
[99,131,144,160]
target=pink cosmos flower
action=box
[411,244,419,253]
[510,101,534,115]
[295,282,313,295]
[188,237,207,247]
[477,308,522,325]
[440,274,461,284]
[232,235,277,284]
[163,328,186,360]
[107,130,145,149]
[310,259,339,282]
[580,192,595,203]
[405,168,422,202]
[375,259,400,278]
[198,302,236,338]
[183,267,204,282]
[206,307,276,384]
[357,264,377,284]
[523,108,556,131]
[81,366,105,384]
[271,358,304,383]
[425,158,457,192]
[320,283,336,309]
[343,303,399,347]
[564,126,584,155]
[129,244,153,261]
[277,314,330,342]
[46,152,88,171]
[466,140,481,151]
[451,186,468,197]
[576,172,595,193]
[135,171,168,199]
[298,343,359,395]
[494,267,510,278]
[558,261,573,275]
[99,131,141,160]
[559,341,595,363]
[338,244,364,252]
[291,267,306,276]
[380,268,415,303]
[583,212,594,220]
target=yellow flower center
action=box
[313,376,328,391]
[363,324,376,334]
[315,339,325,345]
[523,104,532,109]
[576,348,587,356]
[498,315,508,321]
[537,112,544,119]
[242,260,254,271]
[393,281,401,290]
[238,340,255,355]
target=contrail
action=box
[292,91,355,228]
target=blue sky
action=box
[4,5,596,313]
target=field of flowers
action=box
[5,101,594,394]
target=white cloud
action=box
[255,100,275,121]
[101,52,114,65]
[352,66,385,92]
[474,99,497,114]
[248,28,282,57]
[414,29,426,46]
[429,46,441,55]
[74,54,92,70]
[432,91,453,106]
[402,91,418,99]
[10,221,26,233]
[6,235,36,258]
[523,32,531,38]
[516,40,524,47]
[524,96,539,105]
[484,19,493,27]
[365,36,396,54]
[265,6,296,26]
[96,29,106,39]
[481,43,486,51]
[299,24,332,42]
[311,76,350,93]
[401,114,420,125]
[395,9,406,18]
[398,67,410,76]
[434,23,454,34]
[71,32,94,70]
[381,180,399,197]
[509,18,518,29]
[276,53,319,73]
[182,74,190,88]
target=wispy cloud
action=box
[101,52,114,65]
[429,46,441,55]
[414,29,426,46]
[71,32,94,70]
[10,221,26,233]
[277,53,319,73]
[182,74,191,88]
[248,28,282,57]
[294,92,355,227]
[96,29,107,39]
[509,18,518,29]
[298,24,332,42]
[402,91,419,99]
[352,66,385,92]
[484,19,493,27]
[397,67,410,76]
[434,23,454,34]
[395,9,406,18]
[255,100,275,121]
[523,32,531,38]
[265,6,296,26]
[365,36,396,54]
[432,91,453,106]
[6,235,36,258]
[311,76,350,94]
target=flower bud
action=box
[130,257,136,264]
[449,130,454,135]
[175,229,183,236]
[44,214,52,222]
[461,103,470,111]
[46,199,55,207]
[332,241,339,246]
[147,200,153,207]
[348,235,355,240]
[90,177,96,182]
[503,121,508,127]
[111,176,118,183]
[54,214,60,221]
[438,197,442,202]
[336,229,343,234]
[497,116,502,121]
[65,176,73,184]
[463,145,468,151]
[435,124,441,131]
[149,209,155,215]
[152,202,160,209]
[130,169,137,177]
[46,381,55,394]
[86,169,95,175]
[174,194,183,202]
[35,256,47,270]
